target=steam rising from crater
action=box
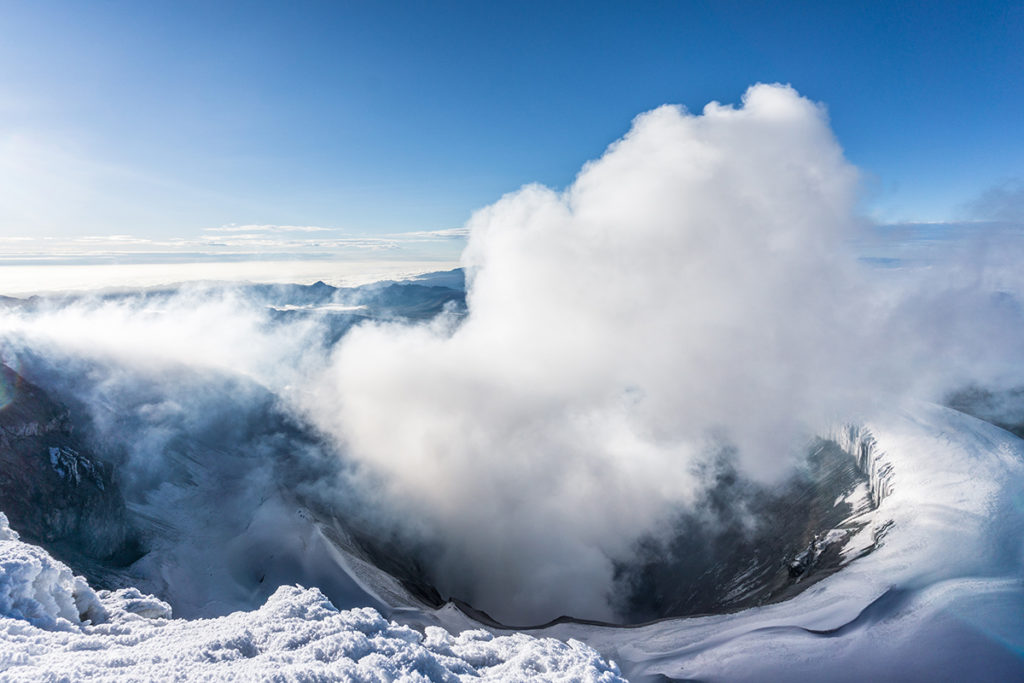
[310,85,876,622]
[3,84,1024,626]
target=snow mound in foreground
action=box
[0,512,106,630]
[0,513,623,682]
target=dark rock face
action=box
[613,440,871,623]
[0,364,141,578]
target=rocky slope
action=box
[0,364,141,583]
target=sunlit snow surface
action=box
[0,514,624,682]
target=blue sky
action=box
[0,1,1021,258]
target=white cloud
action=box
[204,224,336,233]
[391,227,471,240]
[6,84,1023,628]
[305,84,1024,625]
[304,84,865,623]
[75,234,156,244]
[962,178,1024,223]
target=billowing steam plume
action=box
[3,84,1023,625]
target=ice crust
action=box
[0,514,623,681]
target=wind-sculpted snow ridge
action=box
[0,514,624,682]
[424,402,1024,681]
[0,512,107,631]
[833,425,894,507]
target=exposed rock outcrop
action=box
[0,364,141,578]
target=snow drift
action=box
[0,512,105,630]
[0,512,624,682]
